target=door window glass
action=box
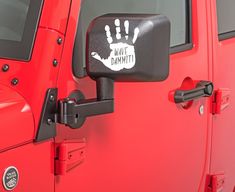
[79,0,190,47]
[216,0,235,40]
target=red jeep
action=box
[0,0,234,191]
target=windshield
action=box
[0,0,30,42]
[0,0,43,61]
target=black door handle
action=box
[174,81,214,104]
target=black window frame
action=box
[0,0,44,61]
[219,31,235,41]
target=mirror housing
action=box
[86,14,170,82]
[57,14,171,130]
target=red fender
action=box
[0,83,34,152]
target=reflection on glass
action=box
[0,0,30,42]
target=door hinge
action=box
[55,140,86,175]
[207,174,225,192]
[212,89,231,115]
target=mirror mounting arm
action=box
[57,77,114,129]
[96,77,114,100]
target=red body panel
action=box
[209,0,235,191]
[0,0,71,191]
[0,0,235,191]
[0,0,71,141]
[55,0,212,191]
[40,0,72,34]
[0,141,54,192]
[0,83,34,151]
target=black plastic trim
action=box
[219,31,235,41]
[170,43,193,54]
[0,0,44,61]
[35,88,58,142]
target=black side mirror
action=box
[58,14,171,129]
[87,14,170,82]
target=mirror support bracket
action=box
[57,78,114,129]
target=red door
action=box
[55,0,212,191]
[210,0,235,191]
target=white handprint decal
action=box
[91,19,140,71]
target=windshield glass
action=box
[0,0,43,61]
[0,0,30,42]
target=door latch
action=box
[207,174,225,192]
[212,89,231,115]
